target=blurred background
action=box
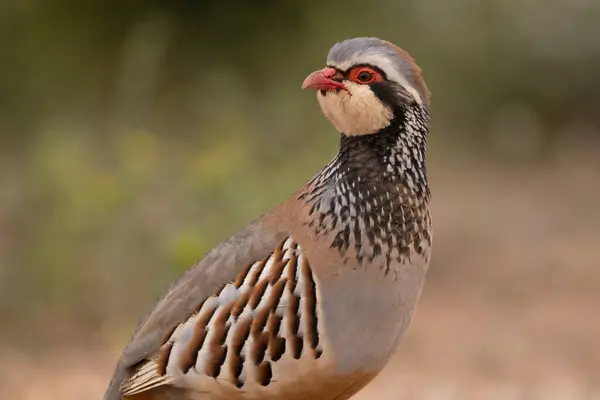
[1,0,599,398]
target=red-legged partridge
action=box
[105,37,432,400]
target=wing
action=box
[104,217,289,400]
[119,235,325,398]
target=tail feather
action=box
[121,360,175,397]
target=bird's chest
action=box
[296,182,432,374]
[313,255,428,376]
[303,178,431,271]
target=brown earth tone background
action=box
[1,1,599,398]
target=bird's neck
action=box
[325,103,430,200]
[299,104,432,271]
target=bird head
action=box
[302,37,430,136]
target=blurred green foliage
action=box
[1,0,599,348]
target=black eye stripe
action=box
[327,64,388,80]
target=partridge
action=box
[105,37,432,400]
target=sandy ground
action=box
[2,156,599,399]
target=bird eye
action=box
[350,67,378,84]
[358,71,373,82]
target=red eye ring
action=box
[349,67,380,84]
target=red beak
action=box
[302,67,347,91]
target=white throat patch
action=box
[317,82,393,136]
